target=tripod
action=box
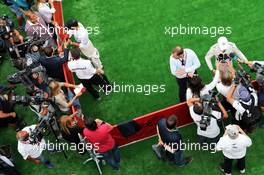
[78,133,104,175]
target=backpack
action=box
[240,95,262,132]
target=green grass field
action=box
[1,0,264,174]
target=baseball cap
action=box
[237,85,251,102]
[217,36,229,51]
[226,124,239,139]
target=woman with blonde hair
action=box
[48,80,82,113]
[59,114,84,146]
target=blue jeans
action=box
[101,145,121,170]
[67,90,81,109]
[173,150,186,166]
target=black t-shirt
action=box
[158,118,182,145]
[0,97,13,113]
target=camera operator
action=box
[187,96,228,145]
[244,60,264,128]
[226,83,260,133]
[0,145,21,175]
[24,10,56,48]
[155,116,193,166]
[16,124,54,168]
[186,62,220,100]
[4,0,33,30]
[39,40,70,82]
[0,89,24,131]
[83,117,121,170]
[205,36,248,73]
[216,124,252,175]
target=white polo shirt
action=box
[17,125,46,160]
[169,48,201,79]
[216,134,252,159]
[68,58,96,79]
[189,106,221,138]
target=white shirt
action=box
[189,106,221,138]
[186,70,220,100]
[216,134,252,159]
[38,3,56,24]
[68,58,96,79]
[68,23,90,49]
[17,125,46,160]
[216,82,232,97]
[169,48,201,79]
[205,42,248,71]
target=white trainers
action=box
[240,169,246,174]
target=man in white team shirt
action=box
[68,48,111,100]
[216,124,252,175]
[205,36,248,73]
[187,97,228,145]
[169,46,201,102]
[66,19,103,69]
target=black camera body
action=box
[199,92,219,131]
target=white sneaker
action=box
[240,169,246,174]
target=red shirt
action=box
[83,124,115,153]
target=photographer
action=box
[155,116,193,166]
[24,10,55,48]
[226,83,260,133]
[0,90,24,131]
[216,124,252,175]
[16,124,54,168]
[244,60,264,128]
[0,145,21,175]
[187,96,228,145]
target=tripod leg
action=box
[49,117,68,159]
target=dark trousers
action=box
[197,135,219,145]
[101,145,121,170]
[224,156,245,174]
[79,74,111,99]
[176,77,188,102]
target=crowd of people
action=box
[168,37,264,174]
[0,1,263,175]
[0,0,118,174]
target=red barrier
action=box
[111,102,193,146]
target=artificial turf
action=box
[1,0,264,174]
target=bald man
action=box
[16,125,54,168]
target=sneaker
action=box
[44,160,54,169]
[179,156,193,167]
[240,169,246,174]
[219,163,225,173]
[96,97,102,101]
